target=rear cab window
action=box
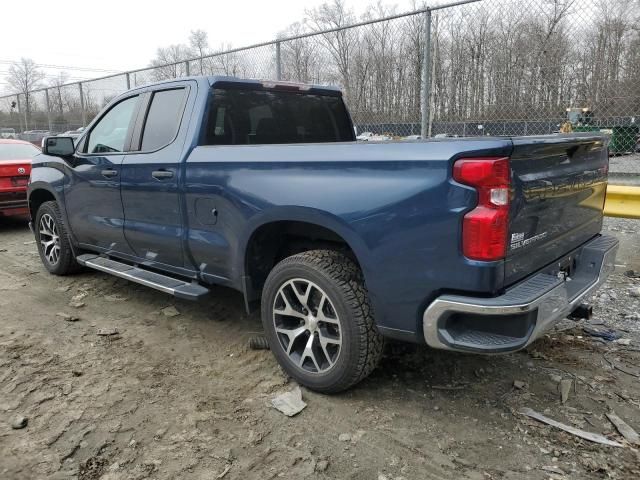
[140,88,188,151]
[202,85,354,145]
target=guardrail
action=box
[604,185,640,219]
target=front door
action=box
[65,94,140,255]
[120,85,191,271]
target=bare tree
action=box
[150,44,191,80]
[280,22,320,83]
[5,58,45,129]
[190,29,211,74]
[48,72,69,119]
[306,0,358,102]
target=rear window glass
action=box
[202,87,354,145]
[141,89,187,151]
[0,143,40,160]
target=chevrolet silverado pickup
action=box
[29,76,618,392]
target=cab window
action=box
[140,89,187,151]
[86,96,138,154]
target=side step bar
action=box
[77,254,209,301]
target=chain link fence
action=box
[1,0,638,152]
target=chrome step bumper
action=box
[422,235,619,353]
[77,254,209,301]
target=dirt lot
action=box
[1,216,640,480]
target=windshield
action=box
[202,86,354,145]
[0,143,40,161]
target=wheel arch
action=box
[240,208,372,303]
[28,185,58,220]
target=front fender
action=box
[28,159,76,244]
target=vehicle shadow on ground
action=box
[0,216,31,233]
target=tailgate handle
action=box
[101,169,118,178]
[152,170,174,180]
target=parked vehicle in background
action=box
[29,76,617,393]
[357,131,392,141]
[1,128,16,139]
[0,139,38,218]
[58,127,84,140]
[19,130,51,146]
[356,131,374,141]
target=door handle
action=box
[152,170,174,180]
[101,169,118,178]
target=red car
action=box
[0,139,39,218]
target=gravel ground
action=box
[1,216,640,480]
[609,154,640,175]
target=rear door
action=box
[65,94,140,254]
[506,134,609,285]
[120,83,192,273]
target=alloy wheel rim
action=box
[272,278,342,374]
[39,213,61,266]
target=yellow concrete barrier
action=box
[605,185,640,219]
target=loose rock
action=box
[513,380,527,390]
[97,328,119,336]
[69,292,88,308]
[11,415,28,429]
[315,459,329,472]
[161,306,180,317]
[338,433,351,442]
[56,312,79,322]
[559,379,572,404]
[271,387,306,417]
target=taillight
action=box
[453,157,510,261]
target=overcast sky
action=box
[0,0,418,95]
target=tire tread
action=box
[266,249,383,392]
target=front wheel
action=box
[261,250,383,393]
[35,201,79,275]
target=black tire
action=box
[261,250,384,393]
[35,201,79,275]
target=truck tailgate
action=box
[506,134,609,286]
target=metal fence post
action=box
[16,95,24,133]
[184,61,190,76]
[126,72,131,90]
[45,88,53,133]
[276,41,282,80]
[420,9,432,139]
[79,82,86,127]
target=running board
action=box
[76,254,209,301]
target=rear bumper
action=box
[0,191,28,216]
[423,235,618,353]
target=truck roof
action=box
[135,75,342,95]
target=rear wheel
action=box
[261,250,383,393]
[35,201,79,275]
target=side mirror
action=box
[42,136,75,157]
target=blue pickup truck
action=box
[29,76,618,392]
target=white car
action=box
[356,131,374,141]
[0,128,16,139]
[356,131,391,142]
